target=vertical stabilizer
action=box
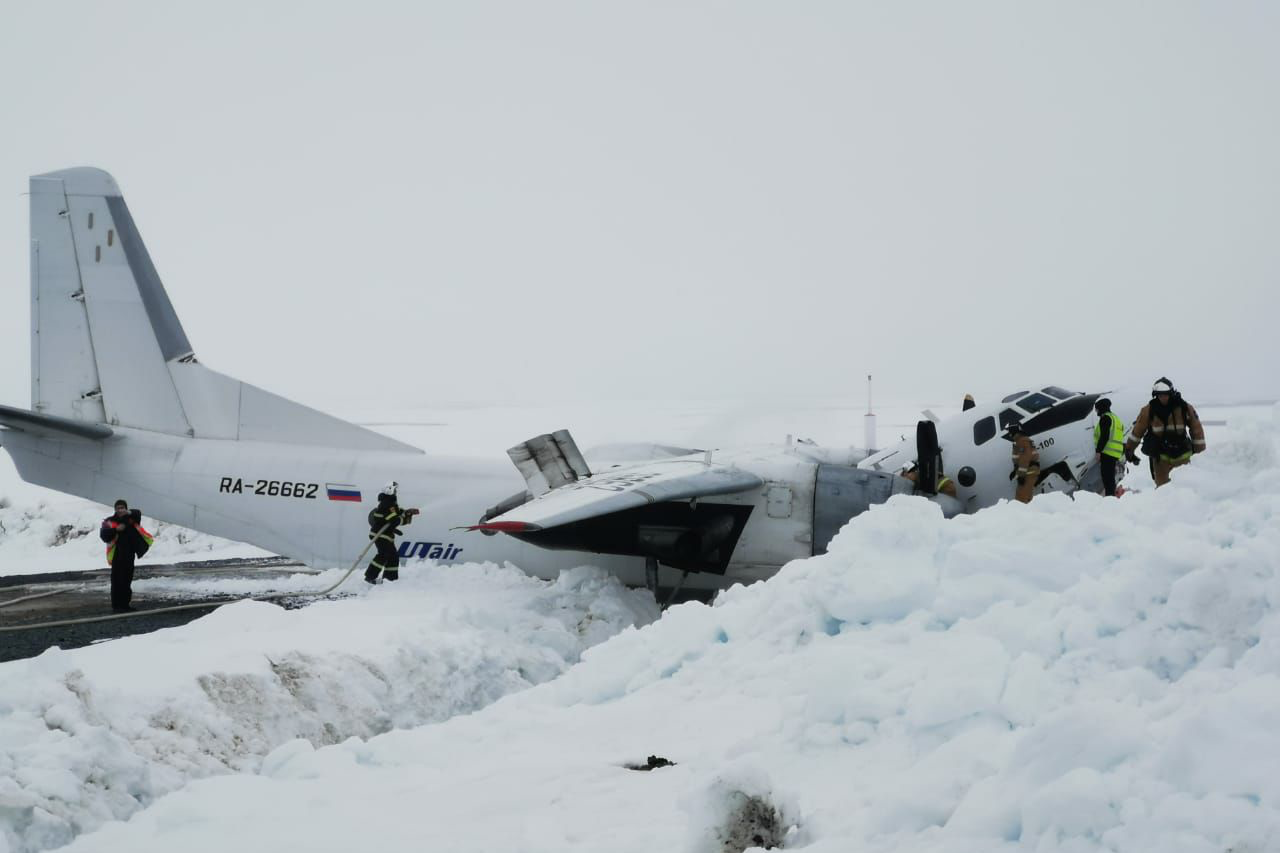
[31,168,192,434]
[26,167,420,453]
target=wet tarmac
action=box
[0,558,718,663]
[0,557,313,662]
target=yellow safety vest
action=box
[1094,412,1125,459]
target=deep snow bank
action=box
[0,564,658,853]
[62,407,1280,853]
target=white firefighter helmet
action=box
[382,480,399,497]
[1152,379,1174,395]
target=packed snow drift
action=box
[0,565,658,852]
[2,405,1278,853]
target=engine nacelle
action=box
[812,465,913,554]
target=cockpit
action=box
[974,387,1084,445]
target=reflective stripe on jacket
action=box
[369,504,411,541]
[100,518,154,566]
[1125,401,1206,455]
[1011,435,1039,471]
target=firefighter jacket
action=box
[1125,397,1206,460]
[368,499,413,542]
[903,468,956,497]
[99,515,154,566]
[1011,434,1040,473]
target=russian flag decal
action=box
[326,483,362,502]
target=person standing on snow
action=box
[1007,422,1040,503]
[365,481,419,584]
[1124,378,1206,487]
[99,499,154,612]
[1093,397,1126,497]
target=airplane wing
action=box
[469,458,763,532]
[0,404,114,441]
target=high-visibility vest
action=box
[105,523,154,565]
[1094,412,1125,459]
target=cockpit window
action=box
[973,416,996,446]
[1001,391,1029,403]
[999,408,1023,430]
[1021,393,1100,436]
[1017,392,1056,414]
[1041,386,1076,400]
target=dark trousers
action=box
[111,557,136,609]
[366,538,400,582]
[1099,455,1118,497]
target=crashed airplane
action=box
[1,168,1143,595]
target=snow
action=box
[0,564,658,852]
[0,404,1273,852]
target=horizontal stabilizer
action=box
[0,404,113,441]
[471,457,763,532]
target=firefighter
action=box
[98,499,154,612]
[365,481,420,583]
[1007,422,1040,503]
[1093,397,1126,497]
[901,464,958,497]
[1124,378,1206,487]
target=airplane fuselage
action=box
[3,168,1163,597]
[1,426,661,583]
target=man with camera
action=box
[99,499,155,612]
[1124,378,1207,487]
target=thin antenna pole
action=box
[863,374,877,453]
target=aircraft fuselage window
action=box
[973,416,996,445]
[1001,390,1030,403]
[1017,393,1056,414]
[999,408,1023,430]
[1041,386,1076,400]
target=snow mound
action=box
[58,407,1280,853]
[0,496,269,576]
[0,564,658,853]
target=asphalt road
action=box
[0,557,312,662]
[0,557,716,663]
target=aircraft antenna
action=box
[864,374,877,453]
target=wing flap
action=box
[470,458,763,531]
[0,404,114,441]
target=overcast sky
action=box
[2,2,1277,416]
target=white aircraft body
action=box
[471,389,1149,586]
[1,168,1144,595]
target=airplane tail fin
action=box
[28,168,418,452]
